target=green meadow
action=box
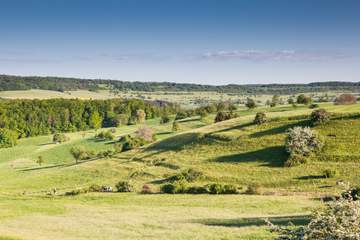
[1,102,360,239]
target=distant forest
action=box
[1,74,360,95]
[0,98,176,138]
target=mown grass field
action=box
[0,102,360,239]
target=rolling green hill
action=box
[0,103,359,239]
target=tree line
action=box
[0,98,177,138]
[2,74,360,95]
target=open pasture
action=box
[0,102,360,239]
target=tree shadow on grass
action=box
[194,215,310,228]
[177,116,201,123]
[296,175,325,180]
[19,157,104,172]
[210,122,254,135]
[19,163,67,171]
[146,132,202,152]
[38,142,55,146]
[249,120,310,138]
[156,131,173,136]
[214,146,287,167]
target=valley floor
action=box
[0,194,317,240]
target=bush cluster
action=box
[160,115,171,124]
[52,133,69,143]
[96,149,115,158]
[65,184,114,196]
[168,169,203,182]
[115,181,134,192]
[120,134,148,151]
[296,94,312,105]
[95,130,115,141]
[245,98,256,109]
[253,112,267,125]
[70,146,96,162]
[214,111,238,123]
[308,103,319,109]
[310,109,330,125]
[160,182,238,194]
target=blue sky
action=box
[0,0,359,84]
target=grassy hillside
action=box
[0,103,360,239]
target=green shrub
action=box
[254,112,267,124]
[245,98,256,109]
[160,182,237,195]
[160,183,176,194]
[70,146,95,163]
[206,183,238,194]
[52,133,69,144]
[214,111,230,123]
[309,103,319,109]
[160,180,187,194]
[175,111,188,120]
[176,169,203,182]
[65,189,82,196]
[95,130,115,141]
[115,181,133,192]
[214,111,238,123]
[88,184,102,192]
[310,109,330,125]
[160,115,171,124]
[96,149,115,158]
[296,94,312,105]
[323,168,338,178]
[0,129,18,148]
[185,186,209,194]
[222,184,238,194]
[120,134,148,151]
[65,188,88,196]
[245,184,262,195]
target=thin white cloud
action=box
[201,49,353,62]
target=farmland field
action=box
[0,89,352,108]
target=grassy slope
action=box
[0,103,360,239]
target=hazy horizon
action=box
[1,0,359,84]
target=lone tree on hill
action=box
[0,129,18,148]
[296,94,312,105]
[245,98,256,109]
[89,111,102,131]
